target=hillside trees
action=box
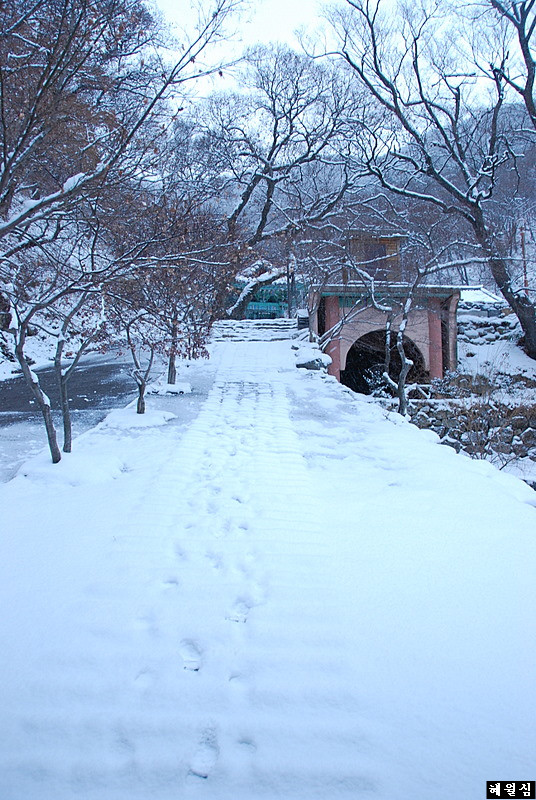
[121,206,240,384]
[0,0,238,242]
[0,0,241,462]
[198,45,362,306]
[326,0,536,358]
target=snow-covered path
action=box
[1,320,535,800]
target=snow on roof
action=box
[459,286,506,304]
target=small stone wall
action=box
[457,302,520,347]
[409,401,536,461]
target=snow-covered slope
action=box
[0,319,534,800]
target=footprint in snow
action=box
[226,598,251,623]
[180,639,202,671]
[238,737,257,753]
[135,611,159,637]
[174,543,188,561]
[162,576,180,589]
[133,669,154,690]
[188,727,219,779]
[205,550,224,571]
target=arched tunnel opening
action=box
[340,330,426,395]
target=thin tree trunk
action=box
[167,353,176,384]
[395,293,416,416]
[125,319,155,416]
[167,322,177,384]
[54,338,73,453]
[137,382,146,414]
[53,291,94,453]
[59,377,72,452]
[16,334,61,463]
[396,330,412,417]
[383,314,394,392]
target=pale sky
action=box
[154,0,326,52]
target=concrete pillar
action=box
[428,297,443,379]
[324,295,341,381]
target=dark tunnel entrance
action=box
[340,330,426,395]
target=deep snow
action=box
[0,319,535,800]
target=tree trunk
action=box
[383,315,394,393]
[137,382,146,414]
[16,340,61,463]
[167,354,176,384]
[167,348,176,385]
[396,331,412,417]
[59,377,73,453]
[487,252,536,358]
[503,290,536,358]
[395,295,415,416]
[167,321,178,384]
[40,402,61,463]
[54,345,73,453]
[473,212,536,358]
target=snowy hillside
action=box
[0,319,535,800]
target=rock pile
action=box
[457,313,520,347]
[410,401,536,462]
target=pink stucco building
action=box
[309,282,461,392]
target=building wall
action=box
[309,289,460,382]
[339,307,431,371]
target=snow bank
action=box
[149,381,192,395]
[294,345,332,370]
[16,446,126,486]
[98,407,176,429]
[11,407,177,486]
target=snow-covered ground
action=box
[0,319,535,800]
[456,318,536,485]
[0,328,64,380]
[458,332,536,386]
[0,351,139,482]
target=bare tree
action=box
[479,0,536,129]
[4,217,128,459]
[203,45,357,249]
[51,264,116,455]
[325,0,536,357]
[114,306,164,415]
[1,0,242,462]
[0,0,240,245]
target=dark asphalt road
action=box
[0,356,136,425]
[0,354,139,481]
